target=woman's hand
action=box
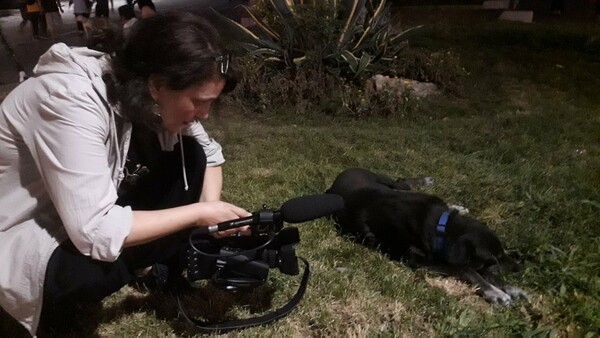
[194,201,252,238]
[126,201,252,247]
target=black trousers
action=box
[38,125,207,334]
[28,12,47,37]
[95,0,109,17]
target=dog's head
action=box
[445,216,520,273]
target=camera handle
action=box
[176,256,310,334]
[194,206,283,236]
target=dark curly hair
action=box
[100,11,238,126]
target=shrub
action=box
[216,0,464,117]
[212,0,423,81]
[390,49,468,93]
[228,54,420,118]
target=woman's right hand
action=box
[194,201,252,238]
[194,199,250,223]
[127,201,252,247]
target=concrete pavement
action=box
[0,0,246,99]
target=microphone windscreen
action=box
[280,194,344,223]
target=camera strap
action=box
[176,256,310,333]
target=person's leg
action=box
[45,12,61,39]
[19,4,28,27]
[75,13,84,34]
[39,12,48,37]
[75,13,90,35]
[29,12,39,38]
[96,0,109,18]
[39,126,208,334]
[38,240,133,334]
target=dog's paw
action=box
[448,204,470,215]
[503,285,528,300]
[422,177,435,186]
[481,285,512,305]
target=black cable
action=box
[176,257,310,333]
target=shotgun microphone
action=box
[280,194,344,223]
[196,194,344,235]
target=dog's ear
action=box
[446,234,498,269]
[446,234,475,266]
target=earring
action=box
[152,102,163,124]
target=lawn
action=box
[1,8,599,338]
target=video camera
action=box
[179,194,344,332]
[186,206,302,290]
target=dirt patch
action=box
[425,275,492,313]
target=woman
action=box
[0,12,249,336]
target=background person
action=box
[0,11,247,336]
[118,4,138,36]
[39,0,63,40]
[136,0,156,18]
[25,0,47,40]
[95,0,110,28]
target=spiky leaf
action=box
[337,0,367,49]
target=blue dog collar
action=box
[434,211,449,254]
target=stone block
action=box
[368,75,439,99]
[498,10,534,23]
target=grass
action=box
[2,10,600,338]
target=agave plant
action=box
[210,0,422,79]
[330,0,424,79]
[209,0,307,70]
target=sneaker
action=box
[130,263,193,294]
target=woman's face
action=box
[149,78,226,133]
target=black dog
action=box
[326,168,527,305]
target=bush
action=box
[228,55,420,118]
[391,49,468,93]
[218,0,465,117]
[230,57,342,115]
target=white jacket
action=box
[0,43,224,335]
